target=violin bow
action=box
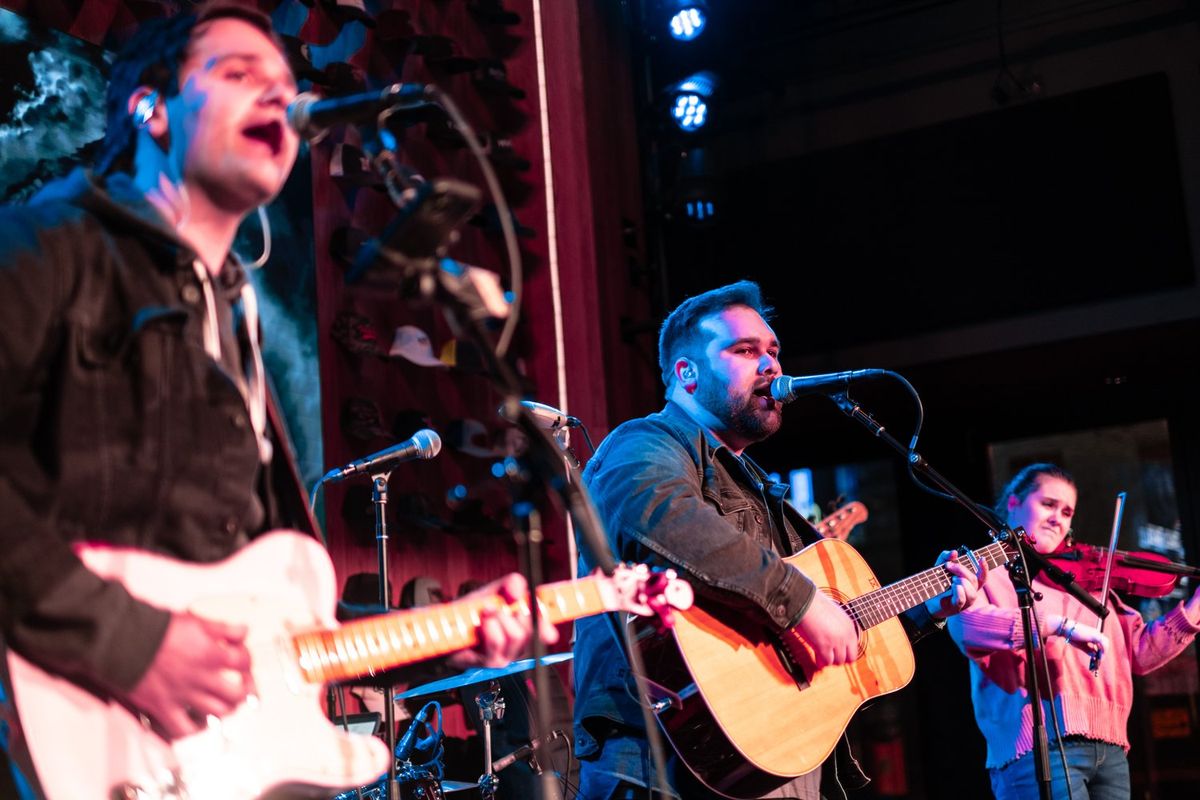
[1090,491,1127,674]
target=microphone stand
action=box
[347,133,621,800]
[370,469,403,800]
[826,390,1109,800]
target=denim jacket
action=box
[0,170,315,697]
[572,402,941,792]
[573,402,825,743]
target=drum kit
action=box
[333,653,574,800]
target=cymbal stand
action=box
[475,682,505,800]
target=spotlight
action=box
[672,94,707,131]
[683,198,715,222]
[665,1,708,42]
[672,148,718,227]
[666,70,717,132]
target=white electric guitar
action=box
[7,531,693,800]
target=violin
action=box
[1044,541,1200,598]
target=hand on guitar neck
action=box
[447,572,560,670]
[812,502,983,618]
[925,548,987,619]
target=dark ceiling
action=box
[627,0,1200,364]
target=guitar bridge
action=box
[773,640,810,691]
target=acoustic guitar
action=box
[633,536,1008,798]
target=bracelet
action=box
[1055,616,1076,642]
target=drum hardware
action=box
[393,652,573,700]
[475,681,505,800]
[378,654,575,799]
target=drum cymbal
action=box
[394,652,574,700]
[440,779,478,793]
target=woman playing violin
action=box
[946,463,1200,800]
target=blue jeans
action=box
[577,734,822,800]
[576,734,677,800]
[989,739,1130,800]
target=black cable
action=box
[578,422,598,456]
[852,369,946,501]
[423,87,524,358]
[540,728,577,799]
[562,730,579,799]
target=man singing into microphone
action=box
[572,280,983,799]
[0,4,543,797]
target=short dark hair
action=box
[994,462,1075,517]
[657,280,774,387]
[94,1,280,176]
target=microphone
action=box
[288,83,432,140]
[324,429,441,482]
[770,370,888,403]
[490,730,565,773]
[501,400,582,430]
[394,702,435,761]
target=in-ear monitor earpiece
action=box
[135,91,158,126]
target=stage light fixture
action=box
[672,94,707,131]
[667,71,717,132]
[672,147,717,227]
[666,1,708,42]
[683,199,715,221]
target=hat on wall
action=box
[320,0,375,27]
[329,144,382,189]
[392,408,434,441]
[438,338,489,373]
[445,418,504,458]
[331,310,382,356]
[388,325,448,368]
[341,397,390,441]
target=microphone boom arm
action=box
[826,390,1108,619]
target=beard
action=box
[695,376,782,444]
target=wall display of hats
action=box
[307,0,572,628]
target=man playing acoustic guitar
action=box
[572,281,984,799]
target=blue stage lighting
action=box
[684,199,715,221]
[672,93,708,131]
[667,71,717,132]
[674,148,717,226]
[669,6,707,41]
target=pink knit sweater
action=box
[946,568,1200,768]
